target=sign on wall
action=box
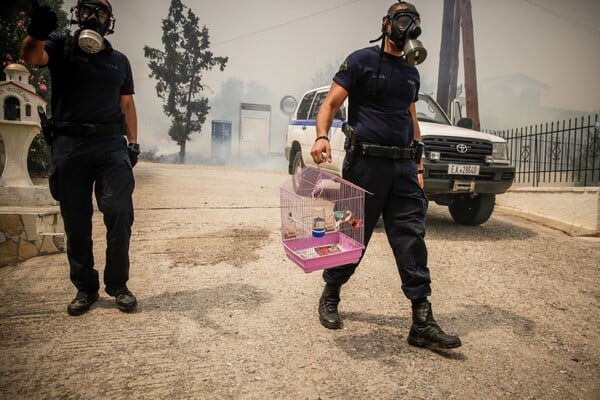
[240,103,271,157]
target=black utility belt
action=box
[53,122,125,137]
[355,142,415,160]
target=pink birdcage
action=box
[280,166,367,273]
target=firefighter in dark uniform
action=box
[21,0,140,316]
[310,1,461,349]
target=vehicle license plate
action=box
[448,164,480,175]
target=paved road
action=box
[0,162,598,399]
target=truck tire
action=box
[448,193,495,226]
[291,151,309,193]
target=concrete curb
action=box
[496,186,600,237]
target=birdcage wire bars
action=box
[280,166,367,273]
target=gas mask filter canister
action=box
[388,9,427,65]
[75,1,113,53]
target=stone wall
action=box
[0,207,64,266]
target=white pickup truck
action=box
[285,86,515,225]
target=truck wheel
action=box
[292,151,309,193]
[448,193,495,226]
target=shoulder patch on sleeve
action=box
[338,60,348,72]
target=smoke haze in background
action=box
[61,0,599,168]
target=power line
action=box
[212,0,362,46]
[522,0,600,38]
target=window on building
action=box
[4,96,21,121]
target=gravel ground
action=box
[0,161,598,400]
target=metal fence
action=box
[488,114,600,187]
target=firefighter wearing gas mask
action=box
[22,0,140,317]
[72,0,116,54]
[310,2,461,350]
[374,1,427,66]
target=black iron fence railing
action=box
[487,114,599,187]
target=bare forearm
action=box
[121,96,138,143]
[21,36,47,65]
[316,104,335,138]
[125,104,138,144]
[410,102,421,141]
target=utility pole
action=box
[436,0,481,130]
[436,0,460,116]
[459,0,481,130]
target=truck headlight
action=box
[492,143,509,163]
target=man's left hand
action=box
[27,1,58,41]
[128,143,140,167]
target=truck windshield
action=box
[416,94,451,125]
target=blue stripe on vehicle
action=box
[290,120,344,128]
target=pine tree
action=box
[144,0,228,163]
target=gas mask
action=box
[72,0,114,53]
[386,8,427,65]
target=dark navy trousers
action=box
[50,134,135,294]
[323,154,432,300]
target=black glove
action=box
[27,0,58,41]
[128,143,140,167]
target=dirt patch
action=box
[163,227,271,267]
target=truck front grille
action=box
[423,136,492,163]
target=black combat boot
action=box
[318,283,342,329]
[106,286,137,312]
[408,300,462,349]
[67,291,99,316]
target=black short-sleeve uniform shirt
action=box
[44,33,134,124]
[333,45,420,147]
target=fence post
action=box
[530,125,540,187]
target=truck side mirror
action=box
[457,117,473,129]
[450,99,462,125]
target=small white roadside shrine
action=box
[1,63,47,187]
[0,63,64,266]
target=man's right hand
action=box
[310,138,331,165]
[27,0,58,41]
